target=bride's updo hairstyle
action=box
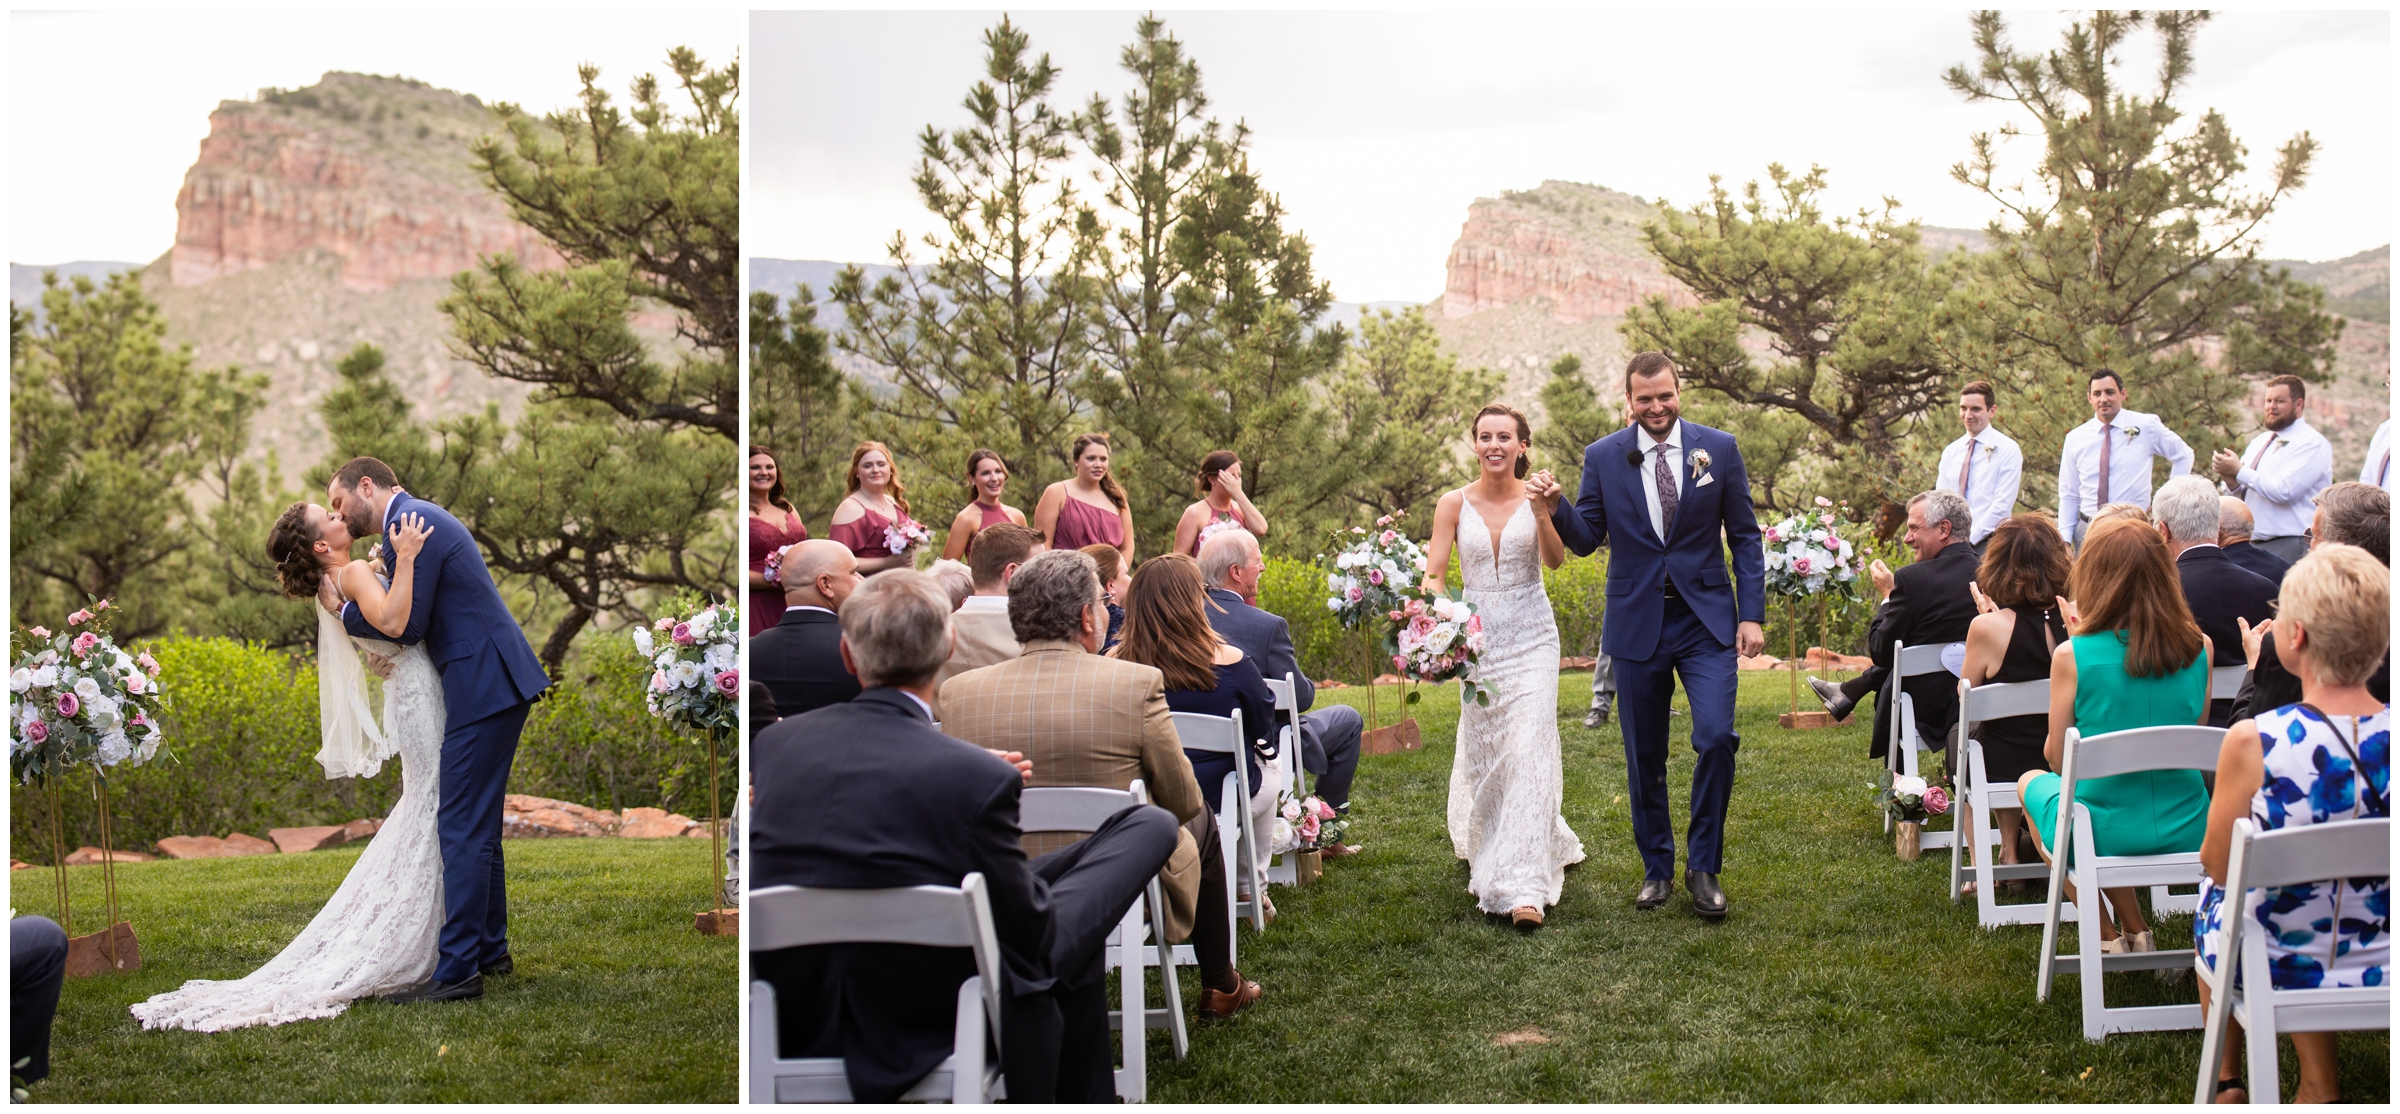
[1473,403,1533,479]
[267,501,329,598]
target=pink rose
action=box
[138,652,160,676]
[1368,568,1385,586]
[29,627,48,639]
[1380,530,1399,546]
[1793,557,1813,574]
[1819,513,1835,526]
[1466,614,1482,633]
[1347,587,1364,602]
[1922,785,1951,815]
[1763,528,1781,544]
[1315,799,1336,821]
[124,674,146,695]
[654,616,676,632]
[650,672,671,693]
[1392,655,1406,671]
[1376,515,1393,527]
[71,632,99,658]
[1298,814,1320,841]
[1404,598,1425,618]
[67,610,91,627]
[93,599,111,611]
[26,720,49,744]
[1387,610,1404,621]
[56,693,78,717]
[1408,615,1436,640]
[1814,496,1833,507]
[714,670,740,697]
[671,622,695,645]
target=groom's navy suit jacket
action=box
[1551,421,1765,661]
[342,491,550,724]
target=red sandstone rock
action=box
[64,847,155,865]
[268,826,350,854]
[224,833,278,856]
[503,794,619,838]
[620,807,698,839]
[1738,655,1784,671]
[1440,182,1697,325]
[1559,656,1597,672]
[10,860,31,870]
[340,817,383,842]
[156,834,277,859]
[1805,647,1874,672]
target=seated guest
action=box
[1083,543,1129,653]
[2215,496,2291,586]
[2155,475,2277,727]
[751,539,863,718]
[11,914,67,1090]
[1807,490,1980,761]
[1115,554,1286,902]
[2234,482,2391,720]
[2195,544,2389,1104]
[2018,517,2215,957]
[1199,527,1366,852]
[940,550,1263,1022]
[750,570,1178,1103]
[934,522,1042,689]
[2090,501,2153,529]
[1957,513,2073,887]
[748,680,779,738]
[927,558,974,611]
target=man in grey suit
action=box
[1197,529,1365,855]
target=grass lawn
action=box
[11,838,734,1103]
[1143,672,2391,1103]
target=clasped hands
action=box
[1520,470,1765,657]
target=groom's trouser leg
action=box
[1671,609,1741,876]
[435,700,531,984]
[1614,638,1681,881]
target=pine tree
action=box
[1330,307,1501,532]
[748,287,855,524]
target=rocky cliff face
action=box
[1438,180,1691,324]
[170,72,559,291]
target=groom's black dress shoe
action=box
[1685,871,1728,919]
[482,955,513,978]
[1634,879,1672,909]
[1806,677,1856,722]
[383,975,484,1003]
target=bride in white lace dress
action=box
[131,503,447,1032]
[1422,405,1586,930]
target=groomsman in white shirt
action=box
[2361,418,2391,492]
[1934,380,2020,554]
[2056,369,2194,546]
[2210,374,2332,564]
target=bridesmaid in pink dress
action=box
[747,448,811,635]
[1035,432,1138,559]
[827,441,923,575]
[1172,450,1271,557]
[940,448,1030,560]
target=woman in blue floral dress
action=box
[2195,544,2390,1104]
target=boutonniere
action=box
[1690,448,1716,487]
[2123,425,2142,438]
[1982,442,1996,458]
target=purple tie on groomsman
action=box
[1653,445,1678,538]
[2096,421,2113,506]
[1958,437,1976,496]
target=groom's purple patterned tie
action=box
[1654,444,1678,539]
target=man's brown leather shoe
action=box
[1197,975,1262,1020]
[1317,840,1361,859]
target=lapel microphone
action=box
[1626,449,1644,467]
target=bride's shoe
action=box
[1510,906,1544,931]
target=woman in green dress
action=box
[2017,516,2214,957]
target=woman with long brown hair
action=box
[1111,553,1272,1018]
[747,448,811,634]
[2017,516,2214,954]
[1955,512,2073,885]
[1035,432,1137,560]
[827,441,922,574]
[1172,450,1269,557]
[939,448,1029,561]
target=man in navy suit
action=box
[752,539,864,719]
[330,457,551,1002]
[2215,496,2292,586]
[1538,353,1765,918]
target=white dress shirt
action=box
[2361,419,2393,492]
[2056,409,2194,539]
[1636,420,1685,542]
[1936,426,2023,544]
[785,605,834,616]
[2232,417,2333,540]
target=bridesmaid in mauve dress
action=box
[746,450,811,635]
[1036,432,1138,558]
[941,448,1030,560]
[1173,450,1270,556]
[828,441,922,575]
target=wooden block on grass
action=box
[64,922,141,977]
[694,908,738,936]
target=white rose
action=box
[1326,573,1342,592]
[633,628,654,657]
[8,669,28,693]
[1893,775,1928,797]
[97,731,132,766]
[707,644,737,672]
[73,677,102,703]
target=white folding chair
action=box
[1172,708,1265,936]
[1018,782,1186,1101]
[748,877,1006,1103]
[1949,677,2066,927]
[2208,664,2247,701]
[2035,725,2225,1041]
[1886,640,1962,851]
[1261,673,1305,887]
[2194,818,2391,1105]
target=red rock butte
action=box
[1441,180,1696,324]
[170,71,561,292]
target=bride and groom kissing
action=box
[132,457,550,1031]
[1432,352,1764,929]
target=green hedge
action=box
[10,634,733,864]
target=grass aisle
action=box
[12,839,734,1102]
[1147,672,2390,1103]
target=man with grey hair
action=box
[1198,529,1366,851]
[752,569,1180,1102]
[1807,490,1981,761]
[2232,481,2390,722]
[2157,475,2277,726]
[2215,495,2291,585]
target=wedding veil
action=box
[315,606,397,779]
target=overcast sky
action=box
[753,9,2389,304]
[8,8,744,265]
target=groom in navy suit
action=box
[330,457,551,1000]
[1542,353,1764,918]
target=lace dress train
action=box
[129,633,446,1031]
[1447,499,1585,914]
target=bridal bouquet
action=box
[1322,512,1425,630]
[9,600,167,784]
[1386,592,1492,707]
[1763,496,1861,598]
[1876,770,1951,824]
[634,602,739,738]
[883,516,933,554]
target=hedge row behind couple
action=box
[1436,351,1766,929]
[131,457,549,1032]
